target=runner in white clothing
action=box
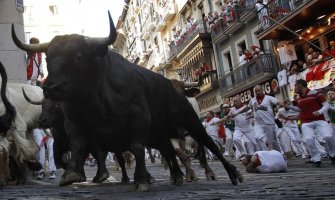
[203,111,222,157]
[276,100,304,157]
[220,96,258,157]
[232,85,281,152]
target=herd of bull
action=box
[0,11,243,191]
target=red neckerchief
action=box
[301,88,310,98]
[256,94,265,105]
[206,116,213,122]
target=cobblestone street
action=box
[1,157,335,200]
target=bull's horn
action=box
[11,24,49,53]
[184,82,199,87]
[85,11,117,47]
[22,87,43,105]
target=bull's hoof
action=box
[148,175,155,184]
[236,170,243,183]
[171,176,183,186]
[205,171,217,181]
[129,183,150,192]
[92,171,109,183]
[186,170,199,182]
[228,169,243,185]
[121,176,130,183]
[59,171,86,186]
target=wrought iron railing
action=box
[257,0,311,34]
[200,70,219,93]
[175,19,208,52]
[211,0,255,40]
[219,54,276,91]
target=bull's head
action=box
[12,11,117,101]
[22,87,62,128]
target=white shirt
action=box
[239,54,246,66]
[255,150,287,173]
[187,97,200,118]
[248,95,277,125]
[204,117,220,138]
[276,108,299,128]
[228,105,253,131]
[277,69,287,87]
[288,74,297,90]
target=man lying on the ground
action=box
[241,150,287,173]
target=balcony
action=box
[257,0,334,40]
[199,70,219,95]
[219,54,276,92]
[162,3,177,22]
[154,13,167,32]
[159,51,172,69]
[211,1,256,43]
[175,19,209,54]
[167,43,178,61]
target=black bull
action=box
[12,11,242,191]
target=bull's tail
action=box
[0,61,16,134]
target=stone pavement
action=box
[1,157,335,200]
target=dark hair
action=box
[295,79,307,87]
[29,37,40,44]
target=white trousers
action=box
[254,124,281,151]
[301,120,335,162]
[33,129,56,172]
[276,128,290,153]
[283,126,303,155]
[224,128,234,156]
[233,129,257,156]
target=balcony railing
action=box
[211,0,255,42]
[167,43,178,61]
[175,19,208,53]
[199,70,219,93]
[219,54,276,91]
[162,1,176,22]
[257,0,311,34]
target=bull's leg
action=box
[185,121,243,185]
[197,144,216,181]
[59,124,88,186]
[130,142,151,192]
[114,152,130,183]
[175,148,198,182]
[159,139,184,186]
[92,151,109,183]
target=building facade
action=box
[0,0,26,82]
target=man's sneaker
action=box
[36,170,45,180]
[49,171,56,179]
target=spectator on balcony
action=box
[208,12,216,31]
[239,50,246,66]
[255,0,269,30]
[297,60,307,72]
[202,13,209,32]
[250,45,263,57]
[244,49,253,61]
[311,52,323,65]
[305,47,315,65]
[324,40,335,58]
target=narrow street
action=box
[1,158,335,200]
